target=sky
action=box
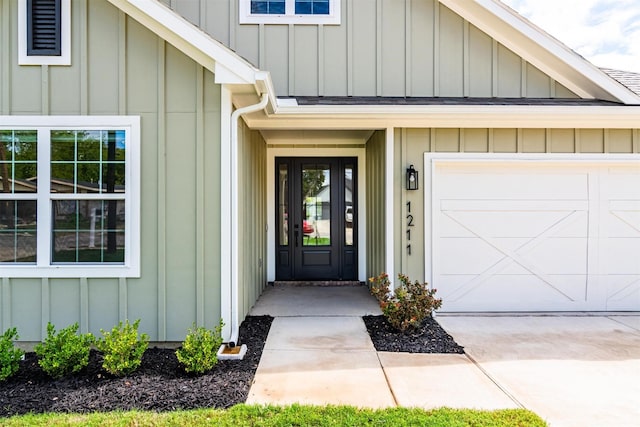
[501,0,640,73]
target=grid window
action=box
[242,0,339,24]
[0,118,140,277]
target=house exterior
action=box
[1,0,638,344]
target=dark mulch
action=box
[0,316,273,417]
[363,315,465,354]
[2,314,463,417]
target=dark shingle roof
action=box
[601,68,640,97]
[290,97,623,106]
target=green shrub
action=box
[176,320,224,374]
[0,327,24,381]
[370,273,442,333]
[96,319,149,376]
[34,322,94,379]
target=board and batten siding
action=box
[365,130,386,278]
[0,0,224,342]
[394,127,640,284]
[237,119,268,322]
[162,0,577,98]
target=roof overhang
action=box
[106,0,275,106]
[246,104,640,130]
[439,0,640,105]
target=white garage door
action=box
[429,158,640,312]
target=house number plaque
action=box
[406,201,414,255]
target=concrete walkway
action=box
[246,285,640,426]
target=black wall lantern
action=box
[406,165,419,190]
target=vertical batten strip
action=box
[517,128,523,153]
[118,13,127,114]
[459,129,465,152]
[195,66,205,326]
[41,278,50,340]
[157,39,167,341]
[632,129,639,153]
[259,24,265,69]
[288,24,294,95]
[1,0,10,114]
[229,0,236,51]
[318,25,324,96]
[604,129,610,153]
[405,0,411,96]
[463,20,469,97]
[41,65,49,114]
[575,129,581,153]
[376,0,382,96]
[433,1,440,97]
[550,78,556,97]
[520,59,527,97]
[118,278,127,320]
[80,278,89,333]
[1,278,10,331]
[491,40,498,97]
[346,0,353,96]
[79,0,88,114]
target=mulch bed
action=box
[363,315,465,354]
[1,314,464,416]
[0,316,273,417]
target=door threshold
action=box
[272,280,365,287]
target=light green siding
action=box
[365,131,386,278]
[166,0,577,98]
[0,0,223,342]
[238,122,268,320]
[393,127,640,283]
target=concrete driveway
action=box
[437,315,640,427]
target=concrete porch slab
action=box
[438,316,640,427]
[378,352,518,410]
[248,285,381,317]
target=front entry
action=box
[276,158,357,280]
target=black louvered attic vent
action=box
[27,0,61,56]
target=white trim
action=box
[266,146,367,282]
[0,116,140,278]
[18,0,71,66]
[423,152,640,302]
[239,0,341,25]
[247,104,640,130]
[219,87,232,342]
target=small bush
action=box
[370,273,442,333]
[176,320,224,374]
[34,322,94,379]
[96,319,149,377]
[0,327,24,381]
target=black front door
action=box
[276,157,357,280]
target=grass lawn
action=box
[0,404,546,426]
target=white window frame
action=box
[0,116,140,278]
[18,0,71,66]
[239,0,341,25]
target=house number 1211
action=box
[406,201,414,255]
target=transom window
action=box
[240,0,340,24]
[0,117,140,278]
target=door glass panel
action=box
[278,163,288,246]
[345,165,353,246]
[302,164,330,246]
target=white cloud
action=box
[501,0,640,72]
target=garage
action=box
[426,156,640,312]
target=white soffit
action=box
[106,0,260,86]
[439,0,640,105]
[247,105,640,130]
